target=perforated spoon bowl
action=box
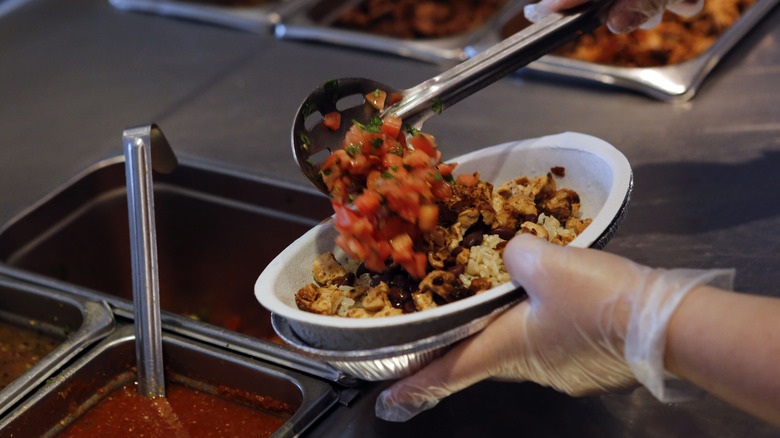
[292,2,612,195]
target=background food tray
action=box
[0,278,114,417]
[471,0,780,101]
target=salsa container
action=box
[0,325,339,437]
[0,277,114,418]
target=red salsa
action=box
[57,383,294,437]
[0,320,60,390]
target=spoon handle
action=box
[388,3,610,126]
[124,124,178,399]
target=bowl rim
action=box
[255,131,631,330]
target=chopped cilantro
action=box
[431,97,443,115]
[373,88,381,97]
[405,125,421,136]
[301,101,317,119]
[324,79,339,103]
[381,171,395,179]
[370,138,384,149]
[299,132,311,146]
[345,145,359,157]
[353,117,383,133]
[444,174,456,184]
[389,148,404,157]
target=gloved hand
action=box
[375,234,734,422]
[524,0,704,34]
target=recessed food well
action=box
[0,156,331,343]
[0,325,337,437]
[0,277,114,417]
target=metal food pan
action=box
[469,0,780,101]
[0,277,114,418]
[108,0,312,34]
[0,325,339,437]
[275,0,520,63]
[0,155,357,386]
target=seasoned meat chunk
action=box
[565,216,592,235]
[540,189,580,221]
[468,277,492,293]
[438,176,495,227]
[312,252,347,285]
[295,284,345,315]
[519,221,548,239]
[492,174,555,229]
[419,270,472,302]
[412,291,438,311]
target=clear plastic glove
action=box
[524,0,704,34]
[375,234,734,422]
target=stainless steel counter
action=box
[0,0,778,436]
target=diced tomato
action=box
[457,173,479,186]
[437,162,457,177]
[380,115,402,138]
[354,191,382,216]
[366,89,388,110]
[323,112,341,131]
[407,132,437,158]
[321,96,459,279]
[431,179,452,200]
[388,92,403,106]
[418,204,438,232]
[402,149,432,169]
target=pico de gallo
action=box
[319,89,462,279]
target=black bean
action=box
[447,264,465,276]
[462,231,483,248]
[402,300,417,314]
[492,226,516,240]
[356,263,370,277]
[388,288,411,308]
[337,272,355,286]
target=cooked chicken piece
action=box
[519,221,549,239]
[419,270,472,302]
[438,175,495,227]
[424,223,466,268]
[492,175,555,229]
[468,277,492,293]
[412,291,438,311]
[539,189,580,221]
[362,283,391,312]
[312,252,347,285]
[565,216,592,235]
[295,284,345,315]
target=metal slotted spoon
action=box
[292,2,613,195]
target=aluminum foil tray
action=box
[108,0,311,34]
[272,297,523,381]
[0,277,115,417]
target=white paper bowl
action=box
[255,132,632,351]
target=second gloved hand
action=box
[524,0,704,34]
[375,234,733,422]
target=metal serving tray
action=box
[108,0,310,34]
[471,0,780,101]
[274,0,520,63]
[277,0,777,101]
[0,325,339,437]
[0,155,358,386]
[0,277,114,418]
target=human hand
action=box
[524,0,704,34]
[375,234,733,422]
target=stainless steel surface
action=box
[272,298,523,381]
[0,156,355,385]
[108,0,308,34]
[0,325,339,437]
[476,0,780,101]
[0,277,114,417]
[293,2,610,194]
[0,0,778,434]
[123,124,177,398]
